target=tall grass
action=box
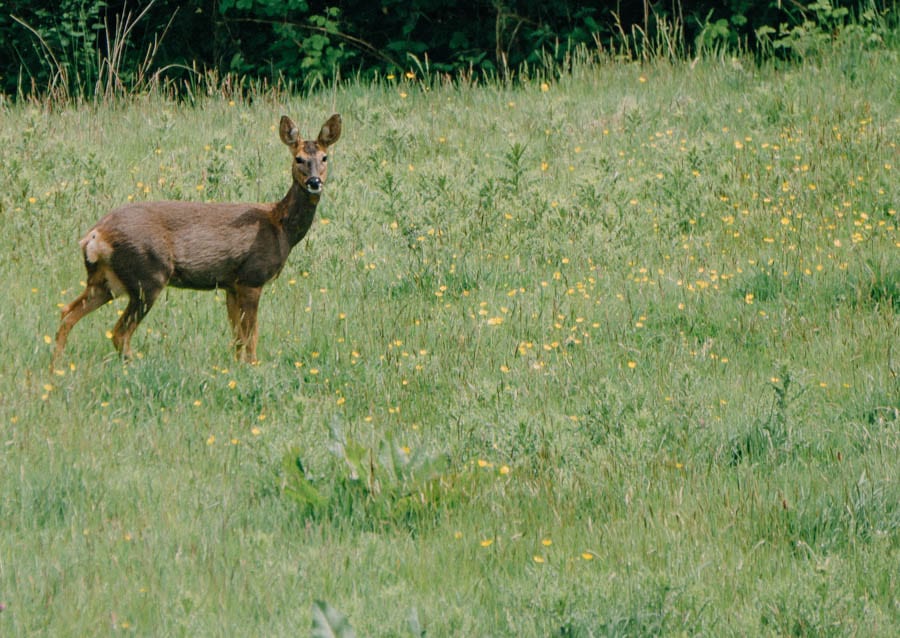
[11,0,174,103]
[0,42,898,635]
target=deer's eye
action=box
[322,155,328,163]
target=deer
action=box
[52,113,342,369]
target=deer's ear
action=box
[279,116,300,146]
[317,114,342,147]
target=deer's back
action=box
[88,200,290,290]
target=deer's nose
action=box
[305,177,323,193]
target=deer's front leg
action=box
[227,285,262,363]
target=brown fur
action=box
[52,114,342,367]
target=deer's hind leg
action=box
[52,275,114,369]
[111,284,163,360]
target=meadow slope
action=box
[1,49,898,636]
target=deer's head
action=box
[280,114,342,195]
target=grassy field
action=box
[1,45,898,636]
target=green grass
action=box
[1,46,898,636]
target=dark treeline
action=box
[0,1,896,97]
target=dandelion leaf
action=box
[378,433,411,481]
[311,600,356,638]
[280,449,325,509]
[407,606,425,637]
[327,419,367,481]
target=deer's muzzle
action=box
[305,177,323,194]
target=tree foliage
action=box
[0,0,896,97]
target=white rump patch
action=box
[80,230,126,297]
[81,230,113,264]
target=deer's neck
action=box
[274,182,321,247]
